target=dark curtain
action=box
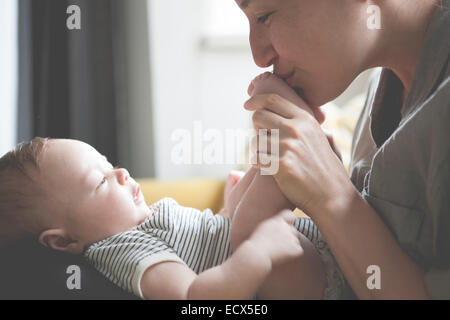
[18,0,128,166]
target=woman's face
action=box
[236,0,371,108]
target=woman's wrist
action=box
[307,184,431,299]
[307,177,360,223]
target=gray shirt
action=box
[349,2,450,299]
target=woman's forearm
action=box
[312,186,431,299]
[187,240,272,300]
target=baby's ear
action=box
[39,229,84,255]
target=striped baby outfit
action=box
[84,197,343,299]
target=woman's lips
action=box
[281,73,326,123]
[283,72,304,98]
[278,70,294,83]
[284,73,295,86]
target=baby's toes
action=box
[248,80,255,96]
[227,170,245,188]
[255,71,273,82]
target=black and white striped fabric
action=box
[84,197,320,299]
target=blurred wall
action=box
[147,0,370,181]
[148,0,269,180]
[0,0,18,157]
[117,0,155,178]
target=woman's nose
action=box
[249,26,277,68]
[116,168,130,185]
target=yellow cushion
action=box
[136,178,226,213]
[137,178,308,218]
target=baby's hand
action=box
[248,210,303,267]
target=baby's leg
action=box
[222,167,258,219]
[229,73,326,299]
[231,72,309,249]
[230,172,326,299]
[230,173,294,250]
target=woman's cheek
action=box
[270,21,291,55]
[273,21,308,65]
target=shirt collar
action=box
[402,1,450,118]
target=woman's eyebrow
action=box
[239,0,251,9]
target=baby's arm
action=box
[141,212,303,300]
[230,172,326,299]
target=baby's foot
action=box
[223,169,257,218]
[224,170,245,201]
[248,72,314,117]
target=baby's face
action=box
[38,139,150,248]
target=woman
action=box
[235,0,449,299]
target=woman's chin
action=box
[305,88,337,109]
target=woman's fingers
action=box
[252,108,287,131]
[244,92,350,214]
[245,94,302,119]
[250,102,343,165]
[323,129,343,162]
[245,93,318,122]
[313,106,326,125]
[250,151,282,176]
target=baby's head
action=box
[0,138,150,254]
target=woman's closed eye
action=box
[257,12,274,24]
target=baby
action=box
[0,73,340,300]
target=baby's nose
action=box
[117,168,130,185]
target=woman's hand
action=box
[323,129,343,162]
[245,93,353,216]
[245,93,433,299]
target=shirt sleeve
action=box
[84,230,185,299]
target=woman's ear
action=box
[38,229,84,255]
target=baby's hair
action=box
[0,137,50,246]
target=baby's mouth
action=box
[134,184,143,203]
